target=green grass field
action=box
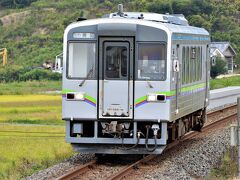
[210,76,240,90]
[0,81,61,95]
[0,95,63,125]
[0,124,73,179]
[0,93,73,180]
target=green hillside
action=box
[0,0,239,67]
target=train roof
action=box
[67,17,209,37]
[66,4,209,37]
[105,12,189,26]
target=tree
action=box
[172,0,192,16]
[210,57,227,79]
[0,0,37,8]
[147,0,173,14]
[188,15,212,31]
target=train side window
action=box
[182,47,185,84]
[68,42,96,78]
[191,47,196,82]
[186,47,190,83]
[196,47,200,81]
[200,47,202,80]
[195,47,198,81]
[137,43,166,81]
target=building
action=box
[210,42,237,73]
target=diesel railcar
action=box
[62,6,210,154]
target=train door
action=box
[98,37,134,119]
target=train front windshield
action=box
[137,43,166,81]
[68,42,96,79]
[67,41,166,81]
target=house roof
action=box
[210,47,225,58]
[210,42,237,56]
[210,47,216,54]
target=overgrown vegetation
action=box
[0,0,37,8]
[209,148,237,179]
[0,65,61,82]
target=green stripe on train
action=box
[135,83,206,104]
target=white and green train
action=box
[62,5,210,154]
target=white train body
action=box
[62,11,210,154]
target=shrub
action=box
[0,65,26,82]
[0,66,61,82]
[210,57,227,79]
[20,69,61,81]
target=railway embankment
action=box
[129,126,230,179]
[25,127,231,180]
[25,104,236,180]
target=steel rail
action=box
[108,111,237,180]
[207,104,237,118]
[56,160,96,180]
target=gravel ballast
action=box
[131,127,230,180]
[25,153,95,180]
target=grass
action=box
[0,81,61,95]
[0,93,74,179]
[210,76,240,90]
[0,94,63,125]
[0,124,73,180]
[209,148,237,179]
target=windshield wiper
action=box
[79,67,94,87]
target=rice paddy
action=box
[0,95,63,125]
[0,81,61,95]
[0,94,73,180]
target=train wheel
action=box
[192,108,206,131]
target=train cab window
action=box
[105,45,128,79]
[68,42,96,78]
[137,43,166,80]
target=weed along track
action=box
[55,105,237,180]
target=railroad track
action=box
[57,104,237,180]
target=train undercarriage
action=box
[68,108,206,154]
[167,108,206,142]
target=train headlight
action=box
[75,92,85,100]
[66,92,85,101]
[147,94,166,102]
[147,94,157,102]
